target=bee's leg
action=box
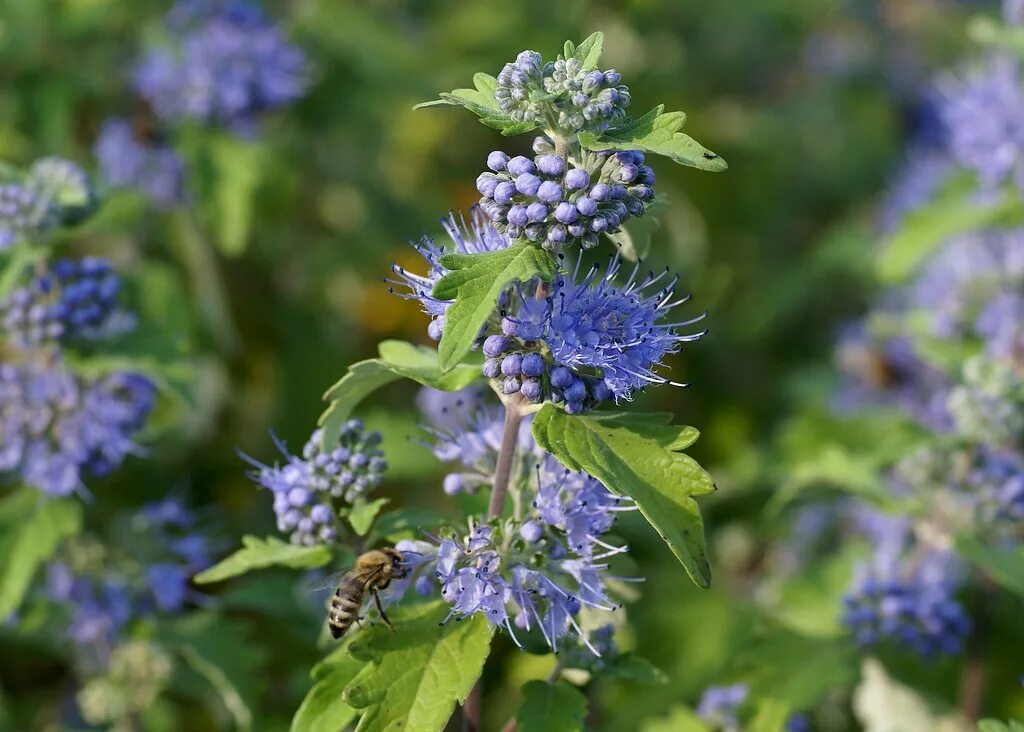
[373,591,394,631]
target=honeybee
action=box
[326,548,409,639]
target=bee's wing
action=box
[306,569,350,592]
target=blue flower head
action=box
[95,118,185,207]
[696,684,748,731]
[0,183,52,249]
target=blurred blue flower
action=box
[95,118,185,207]
[696,683,747,730]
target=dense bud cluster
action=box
[134,0,307,131]
[494,50,630,134]
[95,119,185,207]
[0,362,156,497]
[476,143,655,250]
[25,156,96,225]
[0,258,123,350]
[0,184,48,249]
[245,421,388,545]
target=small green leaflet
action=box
[432,241,558,372]
[414,72,537,136]
[979,720,1024,732]
[342,601,494,732]
[748,699,792,732]
[317,339,482,447]
[969,15,1024,57]
[579,105,727,172]
[348,497,390,537]
[532,406,715,587]
[209,134,263,257]
[956,536,1024,598]
[564,32,604,70]
[515,681,588,732]
[291,641,361,732]
[193,535,332,584]
[877,177,1024,283]
[0,491,82,620]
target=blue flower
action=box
[95,118,185,207]
[134,0,307,132]
[0,362,155,497]
[0,183,51,249]
[696,684,748,731]
[243,421,388,545]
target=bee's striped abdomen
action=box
[328,576,366,639]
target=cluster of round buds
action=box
[0,258,122,350]
[24,157,96,225]
[481,333,613,414]
[0,184,49,250]
[245,421,388,546]
[494,50,630,134]
[476,144,655,251]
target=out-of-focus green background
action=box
[0,0,992,729]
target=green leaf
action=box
[979,720,1024,732]
[956,535,1024,598]
[194,536,332,584]
[768,446,897,516]
[292,642,362,732]
[432,241,558,372]
[415,73,536,136]
[209,135,263,257]
[318,339,482,446]
[600,653,668,685]
[0,245,45,300]
[515,681,588,732]
[532,406,714,587]
[969,15,1024,56]
[573,32,604,69]
[877,184,1024,283]
[348,497,390,536]
[370,507,447,544]
[579,105,727,172]
[342,601,494,732]
[0,492,82,620]
[641,706,710,732]
[748,699,792,732]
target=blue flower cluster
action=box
[45,499,212,665]
[0,362,156,497]
[494,50,630,134]
[244,421,388,545]
[134,0,307,132]
[0,258,123,350]
[0,183,48,250]
[476,141,655,250]
[696,684,747,731]
[24,156,96,225]
[95,119,185,208]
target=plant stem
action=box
[958,576,994,723]
[487,394,525,519]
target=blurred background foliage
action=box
[0,0,1012,729]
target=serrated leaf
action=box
[194,536,332,584]
[348,497,390,537]
[574,32,604,70]
[318,340,482,446]
[600,653,668,685]
[580,105,727,172]
[877,182,1024,283]
[342,601,493,732]
[415,72,537,136]
[955,535,1024,598]
[532,406,714,587]
[0,492,82,620]
[292,641,361,732]
[515,681,588,732]
[432,241,558,372]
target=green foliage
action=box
[564,32,604,70]
[193,536,332,584]
[532,406,714,587]
[514,680,588,732]
[956,536,1024,598]
[347,497,390,537]
[207,134,263,257]
[605,198,666,261]
[318,340,483,447]
[341,601,494,732]
[431,241,558,372]
[414,72,537,136]
[768,446,899,515]
[641,707,710,732]
[979,720,1024,732]
[292,641,361,732]
[748,699,792,732]
[0,490,82,619]
[600,653,669,685]
[579,105,728,172]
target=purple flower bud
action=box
[554,201,578,224]
[565,400,586,414]
[288,487,311,507]
[515,173,542,196]
[507,156,536,176]
[483,358,501,378]
[415,575,434,596]
[526,202,549,222]
[591,216,608,233]
[547,224,567,244]
[520,378,542,401]
[610,184,628,200]
[501,316,518,336]
[550,366,574,388]
[564,379,587,402]
[487,151,510,171]
[443,473,463,495]
[592,380,614,401]
[507,204,530,227]
[516,50,542,74]
[564,168,590,190]
[520,520,543,542]
[428,318,443,341]
[494,181,517,204]
[525,224,545,242]
[604,70,622,85]
[590,183,611,201]
[572,91,588,107]
[630,184,654,201]
[537,181,564,203]
[567,223,586,237]
[536,155,566,176]
[310,504,333,524]
[616,164,639,183]
[501,353,523,376]
[521,352,545,376]
[476,173,499,197]
[575,196,598,217]
[583,71,605,91]
[502,376,521,395]
[638,166,655,185]
[626,198,645,216]
[483,335,510,358]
